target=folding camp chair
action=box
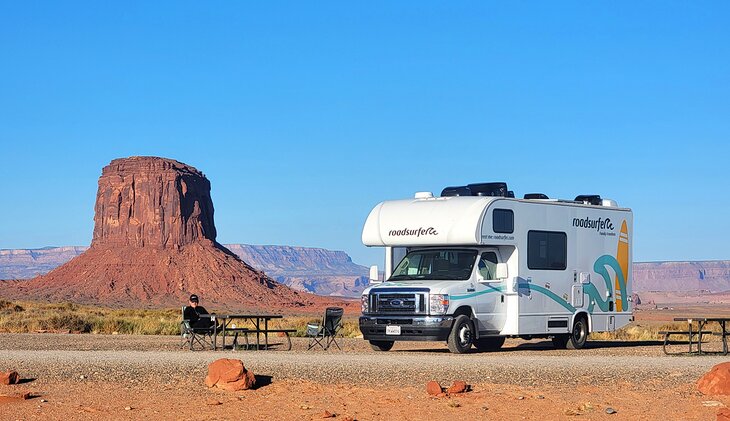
[307,307,344,350]
[180,306,216,351]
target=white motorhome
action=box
[359,182,633,354]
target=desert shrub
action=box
[0,299,24,313]
[42,314,93,333]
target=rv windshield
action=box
[389,249,478,281]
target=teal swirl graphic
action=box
[584,254,627,313]
[450,255,628,316]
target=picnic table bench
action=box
[661,317,730,355]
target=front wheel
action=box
[369,340,394,351]
[447,315,474,354]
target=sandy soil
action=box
[2,379,726,421]
[1,331,728,421]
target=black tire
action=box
[369,340,394,352]
[447,315,474,354]
[474,336,505,352]
[551,334,569,349]
[567,316,589,349]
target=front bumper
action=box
[359,315,454,342]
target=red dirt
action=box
[0,380,724,420]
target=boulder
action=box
[446,380,468,394]
[426,381,442,396]
[0,371,19,385]
[698,362,730,395]
[205,359,256,391]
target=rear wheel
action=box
[567,316,589,349]
[447,315,474,354]
[369,340,394,351]
[474,336,505,352]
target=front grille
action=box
[369,289,428,315]
[377,294,417,313]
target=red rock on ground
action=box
[718,408,730,421]
[0,156,353,313]
[205,358,256,391]
[426,381,442,396]
[446,380,468,394]
[0,370,19,385]
[698,362,730,395]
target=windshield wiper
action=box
[388,275,424,281]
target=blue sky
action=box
[1,2,728,266]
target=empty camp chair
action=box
[180,306,216,351]
[307,307,344,350]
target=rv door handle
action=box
[467,288,475,292]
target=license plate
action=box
[386,325,401,335]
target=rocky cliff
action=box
[225,244,369,296]
[0,157,351,312]
[633,261,730,292]
[0,247,86,280]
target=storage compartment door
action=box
[571,284,584,308]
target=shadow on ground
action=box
[254,375,273,389]
[394,339,667,353]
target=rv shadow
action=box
[394,339,665,353]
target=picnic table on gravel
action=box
[211,314,296,351]
[660,317,730,355]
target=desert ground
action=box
[2,308,730,421]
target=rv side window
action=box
[527,231,567,270]
[493,209,514,233]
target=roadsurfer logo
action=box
[572,217,614,232]
[387,227,439,237]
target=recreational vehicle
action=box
[359,182,633,354]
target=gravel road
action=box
[0,333,724,388]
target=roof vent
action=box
[601,198,618,207]
[524,193,549,200]
[468,182,510,197]
[414,191,434,199]
[441,186,472,197]
[441,182,513,198]
[574,195,602,206]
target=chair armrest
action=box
[306,324,320,337]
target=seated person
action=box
[183,294,215,329]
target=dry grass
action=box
[0,298,361,337]
[591,322,724,342]
[3,298,716,343]
[0,299,181,335]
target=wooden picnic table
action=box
[662,317,730,355]
[206,314,295,351]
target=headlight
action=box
[361,294,369,313]
[429,294,449,315]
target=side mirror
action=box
[496,263,509,280]
[369,265,381,284]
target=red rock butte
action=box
[0,156,350,312]
[92,157,217,248]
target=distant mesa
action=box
[0,156,350,311]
